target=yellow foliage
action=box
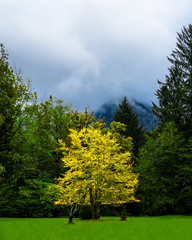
[56,122,139,206]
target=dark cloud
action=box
[1,0,192,110]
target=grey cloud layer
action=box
[1,0,192,109]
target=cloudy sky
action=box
[1,0,192,110]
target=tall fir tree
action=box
[140,24,192,215]
[152,24,192,138]
[138,122,192,215]
[113,96,145,156]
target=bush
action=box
[126,202,142,216]
[100,205,118,216]
[78,205,92,220]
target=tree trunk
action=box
[91,202,100,220]
[68,203,79,224]
[43,209,49,217]
[120,205,127,221]
[68,215,74,224]
[89,187,100,220]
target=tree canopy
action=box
[138,122,192,215]
[55,122,139,221]
[152,24,192,138]
[113,96,145,156]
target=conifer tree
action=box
[152,24,192,138]
[113,96,145,156]
[138,122,192,215]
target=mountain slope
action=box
[94,99,158,132]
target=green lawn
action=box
[0,216,192,240]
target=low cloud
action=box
[1,0,192,110]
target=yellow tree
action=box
[56,122,139,222]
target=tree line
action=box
[0,24,192,221]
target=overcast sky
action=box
[1,0,192,110]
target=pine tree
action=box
[113,96,145,156]
[152,24,192,138]
[138,122,192,215]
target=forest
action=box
[0,24,192,222]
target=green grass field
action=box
[0,216,192,240]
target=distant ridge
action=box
[94,99,158,132]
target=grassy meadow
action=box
[0,216,192,240]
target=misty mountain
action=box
[94,99,158,132]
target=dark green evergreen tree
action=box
[152,24,192,138]
[139,25,192,215]
[138,122,192,215]
[113,96,145,156]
